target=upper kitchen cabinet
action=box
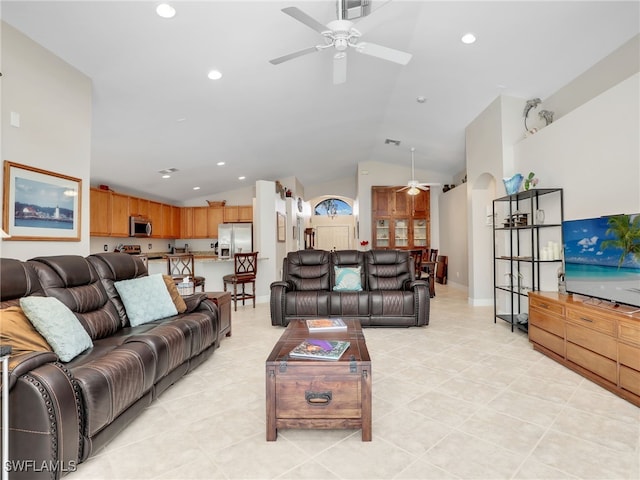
[223,205,253,223]
[147,201,163,238]
[110,192,130,237]
[89,188,111,236]
[207,207,224,237]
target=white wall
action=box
[514,73,640,220]
[0,22,92,260]
[438,184,468,288]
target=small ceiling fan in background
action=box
[397,148,440,195]
[269,0,412,84]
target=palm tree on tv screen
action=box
[600,214,640,267]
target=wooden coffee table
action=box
[265,318,372,441]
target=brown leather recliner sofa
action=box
[0,253,219,479]
[270,249,430,327]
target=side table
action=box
[1,345,11,480]
[205,291,232,338]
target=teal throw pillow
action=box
[19,296,93,362]
[334,266,363,292]
[114,274,178,326]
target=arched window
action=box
[314,198,352,218]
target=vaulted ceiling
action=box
[3,1,639,203]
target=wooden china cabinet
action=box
[371,186,430,250]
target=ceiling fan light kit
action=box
[270,0,412,84]
[397,147,440,195]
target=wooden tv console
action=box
[528,291,640,407]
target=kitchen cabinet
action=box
[170,206,181,239]
[493,188,563,332]
[529,291,640,407]
[207,207,224,237]
[193,207,209,238]
[148,201,163,238]
[128,196,148,217]
[371,187,430,250]
[90,188,111,236]
[110,192,130,237]
[223,205,253,223]
[180,208,194,239]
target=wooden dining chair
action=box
[166,254,205,292]
[223,252,259,311]
[409,249,424,280]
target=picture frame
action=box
[277,212,286,242]
[3,161,82,241]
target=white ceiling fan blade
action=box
[269,46,319,65]
[281,7,328,35]
[396,185,410,192]
[354,42,412,65]
[333,52,347,84]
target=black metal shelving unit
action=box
[493,188,564,332]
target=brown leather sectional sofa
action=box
[0,253,220,479]
[270,249,430,327]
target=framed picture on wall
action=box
[277,212,286,242]
[3,161,82,241]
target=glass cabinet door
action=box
[375,219,390,248]
[395,219,409,248]
[413,219,427,247]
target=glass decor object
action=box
[503,174,524,195]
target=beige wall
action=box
[1,22,92,260]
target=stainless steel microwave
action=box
[130,216,152,237]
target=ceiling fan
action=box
[397,148,440,195]
[269,0,412,84]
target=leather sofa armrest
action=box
[7,351,59,390]
[182,292,209,313]
[270,280,293,290]
[270,281,292,326]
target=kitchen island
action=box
[146,252,269,295]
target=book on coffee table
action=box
[306,318,347,333]
[289,339,350,361]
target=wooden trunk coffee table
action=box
[265,318,372,441]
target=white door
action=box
[316,225,350,251]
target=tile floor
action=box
[75,285,640,480]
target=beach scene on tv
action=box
[14,176,76,230]
[563,214,640,308]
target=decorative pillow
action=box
[19,297,93,362]
[114,274,178,326]
[162,275,187,313]
[334,266,363,292]
[0,306,53,356]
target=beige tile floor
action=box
[75,285,640,480]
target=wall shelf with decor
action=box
[493,188,564,332]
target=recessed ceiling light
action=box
[156,3,176,19]
[176,117,186,122]
[461,33,476,44]
[416,96,427,103]
[238,176,246,180]
[162,174,171,179]
[193,186,200,190]
[207,70,223,80]
[217,161,225,166]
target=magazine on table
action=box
[305,318,347,332]
[289,338,350,361]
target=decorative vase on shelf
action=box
[503,174,524,195]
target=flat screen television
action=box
[562,214,640,308]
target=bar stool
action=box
[223,252,258,311]
[166,254,205,292]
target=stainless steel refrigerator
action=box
[217,223,252,259]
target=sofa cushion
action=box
[0,306,53,355]
[163,275,187,313]
[114,274,178,326]
[19,296,93,362]
[333,266,363,291]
